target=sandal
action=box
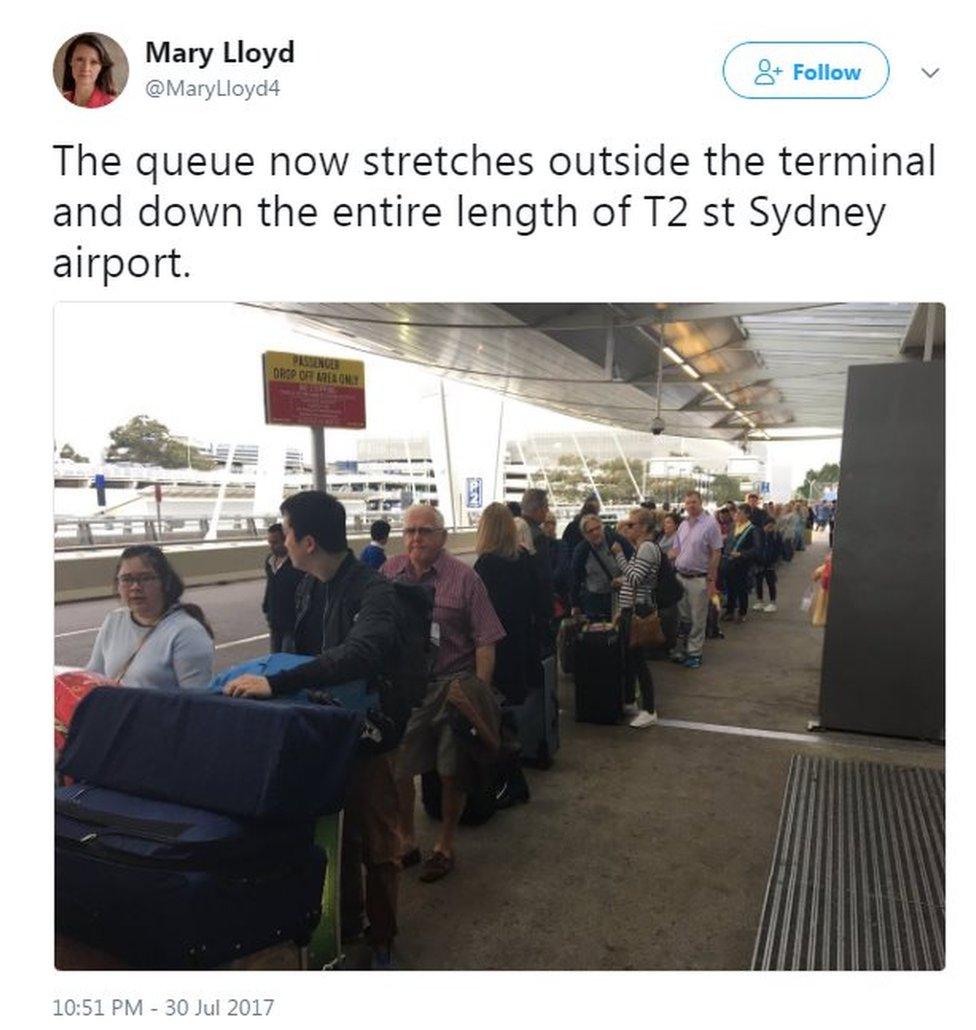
[418,850,455,882]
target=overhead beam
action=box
[897,303,923,354]
[679,390,724,413]
[650,302,829,322]
[604,318,616,379]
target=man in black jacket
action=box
[261,523,305,652]
[560,495,601,558]
[521,487,557,653]
[225,491,403,970]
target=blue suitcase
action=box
[56,784,325,969]
[515,655,560,768]
[59,687,364,820]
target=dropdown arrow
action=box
[922,67,940,78]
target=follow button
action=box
[723,42,889,99]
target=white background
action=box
[2,1,970,1026]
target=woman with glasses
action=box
[85,545,215,689]
[570,514,623,623]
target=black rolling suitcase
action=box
[516,654,560,767]
[573,625,625,724]
[56,687,362,969]
[557,616,584,675]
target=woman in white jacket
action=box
[87,545,215,690]
[611,508,662,728]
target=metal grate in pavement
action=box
[751,754,944,970]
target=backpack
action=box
[378,578,437,735]
[654,547,684,609]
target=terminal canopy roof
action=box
[255,302,943,443]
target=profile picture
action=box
[54,32,128,108]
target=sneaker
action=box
[734,613,746,624]
[670,651,687,664]
[763,603,778,613]
[629,709,658,728]
[752,602,766,611]
[623,702,640,717]
[683,654,703,669]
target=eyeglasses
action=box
[404,526,439,537]
[117,573,160,587]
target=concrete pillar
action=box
[818,361,944,739]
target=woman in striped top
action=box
[611,507,662,728]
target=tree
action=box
[708,473,744,505]
[543,453,589,504]
[105,415,215,470]
[796,462,841,500]
[58,443,89,463]
[594,457,643,504]
[644,475,700,506]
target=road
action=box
[56,579,274,672]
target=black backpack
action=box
[377,578,437,737]
[654,546,684,609]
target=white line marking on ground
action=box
[657,718,822,744]
[55,628,269,649]
[214,633,270,651]
[655,717,940,756]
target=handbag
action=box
[628,609,665,649]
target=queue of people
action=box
[71,484,828,970]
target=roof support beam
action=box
[604,318,616,379]
[649,302,829,322]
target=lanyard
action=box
[730,524,752,552]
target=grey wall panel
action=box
[819,362,944,739]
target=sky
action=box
[53,303,840,490]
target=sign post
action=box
[154,483,163,539]
[310,427,327,491]
[262,352,366,494]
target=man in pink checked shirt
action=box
[382,504,505,883]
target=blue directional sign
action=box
[465,477,483,509]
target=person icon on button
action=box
[754,58,777,86]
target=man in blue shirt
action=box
[360,519,391,570]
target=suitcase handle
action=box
[57,798,192,843]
